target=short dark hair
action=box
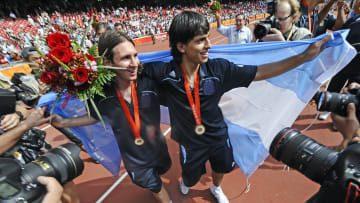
[21,47,37,61]
[95,22,111,34]
[98,30,134,63]
[114,23,122,27]
[169,11,209,63]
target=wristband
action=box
[15,111,24,120]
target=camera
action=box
[254,0,280,39]
[313,88,360,119]
[11,73,40,107]
[270,127,360,203]
[1,127,51,164]
[0,143,84,203]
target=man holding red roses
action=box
[51,30,173,203]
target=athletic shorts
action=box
[127,150,172,193]
[179,137,235,187]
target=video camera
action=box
[254,0,280,39]
[0,143,84,203]
[270,127,360,203]
[313,88,360,120]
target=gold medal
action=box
[134,138,144,146]
[195,124,205,135]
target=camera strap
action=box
[345,182,359,203]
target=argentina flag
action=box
[37,29,357,177]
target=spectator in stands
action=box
[94,22,110,42]
[215,13,253,44]
[114,22,124,32]
[261,0,312,41]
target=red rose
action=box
[47,47,73,64]
[73,67,89,83]
[46,32,71,49]
[40,71,60,85]
[85,53,96,62]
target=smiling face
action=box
[178,33,212,66]
[235,15,246,30]
[106,41,140,82]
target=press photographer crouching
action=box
[313,84,360,149]
[0,107,82,203]
[255,0,312,41]
[270,102,360,203]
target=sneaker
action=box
[179,179,189,195]
[210,184,229,203]
[319,112,330,120]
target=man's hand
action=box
[343,82,360,94]
[301,35,332,62]
[261,28,285,42]
[37,176,63,203]
[23,107,51,129]
[50,114,67,128]
[0,113,21,131]
[332,103,359,151]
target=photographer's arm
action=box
[318,0,337,24]
[254,35,331,81]
[0,107,50,154]
[331,103,359,151]
[37,176,63,203]
[216,13,221,28]
[332,1,346,31]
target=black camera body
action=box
[313,88,360,119]
[254,0,280,39]
[0,158,44,203]
[0,143,84,202]
[10,73,40,107]
[270,127,360,203]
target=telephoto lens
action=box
[316,91,359,117]
[21,143,84,185]
[270,127,338,184]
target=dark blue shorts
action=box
[127,150,171,193]
[179,137,235,187]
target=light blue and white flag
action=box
[37,29,357,177]
[140,29,357,177]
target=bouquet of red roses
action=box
[208,0,222,15]
[38,32,119,125]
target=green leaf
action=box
[90,98,106,128]
[50,54,71,71]
[49,94,61,123]
[35,47,46,58]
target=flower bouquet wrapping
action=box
[208,0,222,15]
[37,30,121,126]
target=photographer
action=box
[0,106,49,155]
[261,0,312,42]
[0,107,80,203]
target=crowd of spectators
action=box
[0,1,267,65]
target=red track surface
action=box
[43,28,343,203]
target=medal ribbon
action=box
[115,82,141,141]
[179,64,202,127]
